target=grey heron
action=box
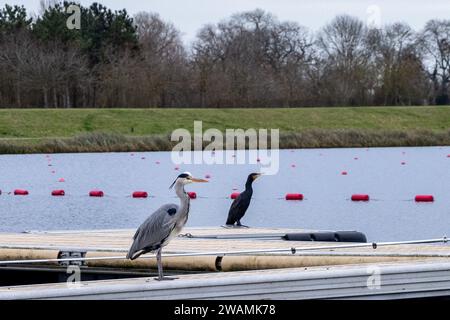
[225,173,261,228]
[126,172,208,280]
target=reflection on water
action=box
[0,146,449,241]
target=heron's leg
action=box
[154,248,177,281]
[157,249,164,280]
[155,248,163,280]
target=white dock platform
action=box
[0,227,450,299]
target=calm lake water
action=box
[0,147,449,241]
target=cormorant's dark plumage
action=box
[225,173,260,227]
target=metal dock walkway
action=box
[0,227,449,299]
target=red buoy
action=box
[14,189,29,196]
[52,190,65,196]
[341,171,348,175]
[230,192,240,199]
[285,193,304,201]
[351,194,369,201]
[415,195,434,202]
[132,191,148,198]
[187,192,197,199]
[89,190,104,197]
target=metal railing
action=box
[0,237,447,265]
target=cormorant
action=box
[225,172,261,228]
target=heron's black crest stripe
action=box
[169,173,191,188]
[169,178,177,189]
[167,208,177,216]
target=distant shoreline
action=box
[0,107,449,154]
[0,130,449,154]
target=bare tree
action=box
[133,12,188,107]
[317,15,373,106]
[264,21,314,106]
[368,23,428,105]
[192,9,314,107]
[0,31,89,108]
[420,20,450,104]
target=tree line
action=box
[0,2,449,108]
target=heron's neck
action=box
[175,182,190,213]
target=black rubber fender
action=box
[310,232,338,242]
[283,233,313,241]
[283,231,367,242]
[335,231,367,243]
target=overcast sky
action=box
[3,0,450,43]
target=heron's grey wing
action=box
[127,203,179,260]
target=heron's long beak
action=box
[191,178,208,183]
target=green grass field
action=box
[0,106,450,139]
[0,107,449,153]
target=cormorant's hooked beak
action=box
[254,173,262,180]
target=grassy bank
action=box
[0,107,449,153]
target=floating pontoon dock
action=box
[0,227,449,299]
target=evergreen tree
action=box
[0,4,32,34]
